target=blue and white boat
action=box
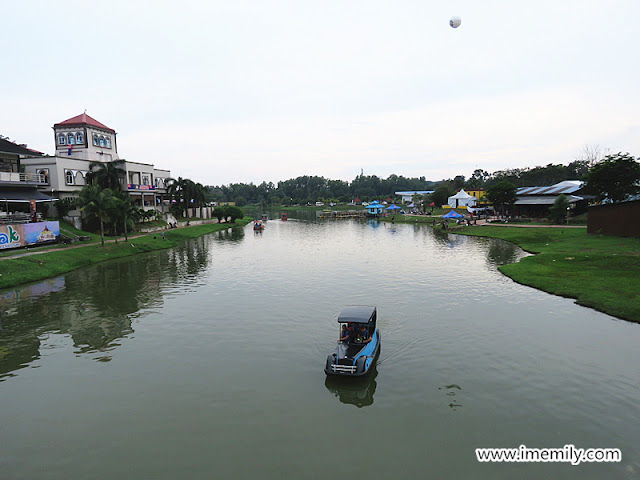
[324,306,381,377]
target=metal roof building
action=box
[513,180,591,215]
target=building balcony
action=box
[0,172,47,186]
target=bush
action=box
[213,205,228,222]
[225,206,244,222]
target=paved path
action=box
[404,214,586,228]
[472,219,586,228]
[0,219,226,261]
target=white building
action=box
[22,113,172,215]
[395,190,434,203]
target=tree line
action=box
[204,157,615,206]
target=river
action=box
[1,213,638,479]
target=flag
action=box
[67,144,73,155]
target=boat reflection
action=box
[324,364,378,408]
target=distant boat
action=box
[253,220,264,231]
[281,213,288,221]
[261,214,268,221]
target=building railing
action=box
[0,172,46,184]
[0,212,43,224]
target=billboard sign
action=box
[0,221,60,250]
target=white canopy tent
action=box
[447,189,477,209]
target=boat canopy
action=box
[337,306,376,324]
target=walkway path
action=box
[0,219,226,261]
[471,219,586,228]
[404,214,586,228]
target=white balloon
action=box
[450,16,461,28]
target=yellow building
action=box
[464,188,488,204]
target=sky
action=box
[2,0,639,186]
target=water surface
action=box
[1,216,638,479]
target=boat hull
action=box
[324,330,380,377]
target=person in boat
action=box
[356,324,372,344]
[339,324,350,342]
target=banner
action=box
[0,221,60,250]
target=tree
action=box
[78,185,116,247]
[453,175,465,190]
[192,183,207,218]
[212,205,227,222]
[225,206,244,222]
[166,177,198,217]
[485,180,517,214]
[583,153,640,203]
[213,205,228,222]
[86,159,126,190]
[54,197,76,218]
[112,191,140,241]
[431,184,453,208]
[213,205,243,222]
[576,144,608,165]
[548,194,571,224]
[468,169,489,188]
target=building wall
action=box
[587,200,640,237]
[22,156,90,198]
[465,189,486,200]
[54,126,118,162]
[22,116,172,217]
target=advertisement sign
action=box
[127,184,155,190]
[0,221,60,250]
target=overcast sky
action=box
[3,0,639,186]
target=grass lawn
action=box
[0,218,252,290]
[453,225,640,323]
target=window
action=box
[99,136,105,147]
[59,134,67,145]
[65,170,74,185]
[142,175,150,185]
[105,137,111,148]
[67,133,75,145]
[76,132,84,144]
[92,134,99,146]
[38,168,50,184]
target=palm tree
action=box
[165,177,197,218]
[181,178,197,217]
[111,190,140,242]
[87,159,126,190]
[78,185,116,247]
[193,182,207,218]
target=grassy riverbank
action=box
[453,225,640,323]
[0,218,252,290]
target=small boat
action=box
[281,213,288,221]
[261,214,268,221]
[253,220,264,231]
[324,306,381,377]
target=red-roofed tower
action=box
[53,113,119,162]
